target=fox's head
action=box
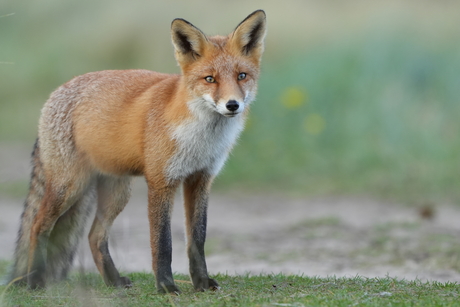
[171,10,267,118]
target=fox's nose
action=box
[226,100,239,112]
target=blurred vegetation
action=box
[223,32,460,203]
[1,0,460,202]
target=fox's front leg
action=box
[147,179,180,294]
[183,172,219,291]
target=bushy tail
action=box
[9,139,45,284]
[8,138,94,284]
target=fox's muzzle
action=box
[226,100,239,112]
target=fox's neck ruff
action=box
[165,99,245,181]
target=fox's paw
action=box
[116,276,133,289]
[27,273,46,290]
[208,278,220,291]
[194,277,220,292]
[27,280,45,290]
[158,283,181,295]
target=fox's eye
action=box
[237,73,247,80]
[205,76,216,83]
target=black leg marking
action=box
[155,214,179,294]
[100,240,132,288]
[183,172,219,291]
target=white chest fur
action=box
[165,110,245,181]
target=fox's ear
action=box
[171,18,208,65]
[230,10,267,60]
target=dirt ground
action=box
[1,143,460,283]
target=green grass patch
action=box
[1,272,459,307]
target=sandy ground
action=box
[1,143,460,283]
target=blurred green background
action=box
[1,0,460,203]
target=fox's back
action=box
[38,69,180,175]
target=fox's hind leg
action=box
[183,172,219,291]
[88,175,132,288]
[28,176,91,289]
[45,183,96,282]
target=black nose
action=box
[226,100,239,112]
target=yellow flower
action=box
[280,86,307,109]
[304,113,326,135]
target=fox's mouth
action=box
[222,111,239,118]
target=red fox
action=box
[8,10,266,293]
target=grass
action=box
[1,270,459,307]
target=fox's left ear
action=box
[171,18,208,67]
[230,10,267,61]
